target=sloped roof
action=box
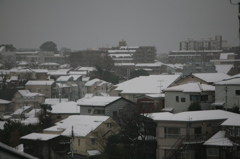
[221,115,240,126]
[50,101,80,114]
[220,53,235,60]
[44,98,69,106]
[151,110,239,122]
[18,90,44,97]
[57,76,72,82]
[203,131,234,146]
[135,62,163,67]
[77,96,121,107]
[21,133,59,141]
[25,109,41,118]
[164,82,215,92]
[215,77,240,85]
[11,106,31,115]
[26,80,54,86]
[193,73,230,83]
[77,67,97,71]
[40,63,60,66]
[115,75,180,94]
[85,78,101,86]
[0,99,11,104]
[215,65,233,74]
[44,115,109,137]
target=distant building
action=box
[182,62,217,76]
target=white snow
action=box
[18,90,44,97]
[77,67,97,72]
[151,110,239,122]
[0,99,11,104]
[11,106,31,115]
[215,77,240,85]
[21,133,59,141]
[215,65,233,74]
[44,98,69,106]
[40,63,60,66]
[115,75,180,94]
[221,115,240,126]
[220,53,235,60]
[25,109,41,118]
[44,115,109,137]
[50,101,80,114]
[85,78,101,87]
[0,121,6,130]
[25,80,54,86]
[164,82,215,93]
[193,73,230,83]
[57,76,72,82]
[204,131,234,146]
[77,96,121,107]
[87,150,101,156]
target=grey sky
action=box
[0,0,238,53]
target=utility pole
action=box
[225,86,228,110]
[71,126,74,158]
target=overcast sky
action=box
[0,0,238,53]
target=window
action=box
[236,90,240,95]
[91,138,95,145]
[36,88,41,93]
[190,95,200,102]
[201,95,208,102]
[181,98,185,102]
[78,139,80,146]
[107,123,112,128]
[207,148,219,156]
[194,127,202,137]
[230,127,240,136]
[165,127,180,138]
[176,96,179,102]
[88,109,91,114]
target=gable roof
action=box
[85,78,102,87]
[164,82,215,92]
[193,73,230,83]
[56,76,72,82]
[25,80,55,86]
[0,99,11,104]
[115,75,180,94]
[77,96,121,107]
[44,115,110,137]
[21,133,59,141]
[203,131,234,146]
[44,98,69,106]
[18,90,45,97]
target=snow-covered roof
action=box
[85,78,101,87]
[0,99,11,104]
[114,63,135,66]
[0,46,5,52]
[69,71,87,75]
[21,133,59,141]
[44,115,110,137]
[115,75,180,94]
[83,77,90,82]
[215,77,240,85]
[135,62,163,67]
[31,69,48,73]
[16,51,38,54]
[77,96,121,107]
[44,98,69,106]
[120,46,139,49]
[77,67,97,72]
[108,50,136,53]
[215,65,233,74]
[25,80,54,86]
[18,90,45,97]
[83,93,94,99]
[221,115,240,126]
[50,101,80,114]
[193,73,231,83]
[151,110,239,122]
[109,54,132,58]
[203,131,234,146]
[25,109,41,118]
[56,76,72,82]
[0,121,6,130]
[48,72,68,76]
[20,117,39,125]
[11,106,31,115]
[164,82,215,93]
[40,63,60,66]
[69,75,81,80]
[220,53,236,60]
[87,150,101,156]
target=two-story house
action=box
[77,96,134,118]
[213,77,240,110]
[25,80,56,98]
[43,115,119,158]
[163,82,215,113]
[151,110,239,159]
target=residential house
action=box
[135,62,163,75]
[21,133,70,159]
[163,82,215,113]
[77,96,134,118]
[0,99,13,114]
[25,80,56,98]
[39,63,60,70]
[203,115,240,159]
[171,73,231,86]
[12,89,45,111]
[44,98,69,106]
[114,74,181,102]
[151,110,240,159]
[212,77,240,110]
[50,101,80,123]
[43,115,119,157]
